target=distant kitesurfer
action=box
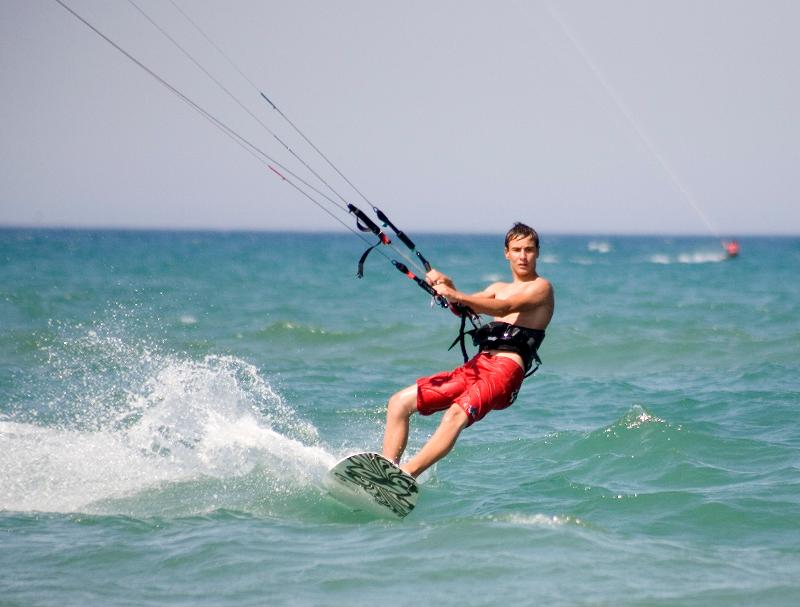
[723,240,740,258]
[382,223,555,477]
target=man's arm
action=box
[425,269,552,319]
[425,269,495,300]
[434,280,552,318]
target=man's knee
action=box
[441,403,470,430]
[387,385,418,419]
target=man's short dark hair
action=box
[505,222,539,250]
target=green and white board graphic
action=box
[327,452,419,518]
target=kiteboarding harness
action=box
[470,321,544,377]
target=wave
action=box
[252,320,416,344]
[587,240,612,254]
[648,250,728,264]
[0,327,336,517]
[256,320,345,339]
[519,404,800,538]
[487,513,585,528]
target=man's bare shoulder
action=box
[530,276,553,295]
[516,277,552,305]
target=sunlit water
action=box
[2,229,799,606]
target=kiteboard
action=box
[326,452,419,519]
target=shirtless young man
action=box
[382,222,554,477]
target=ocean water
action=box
[1,228,799,606]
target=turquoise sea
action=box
[1,228,799,606]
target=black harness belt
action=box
[472,321,545,376]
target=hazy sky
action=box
[1,0,798,235]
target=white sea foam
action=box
[0,420,180,513]
[495,513,584,527]
[587,240,612,253]
[649,254,671,264]
[676,251,727,264]
[0,332,334,514]
[648,251,727,264]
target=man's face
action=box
[504,235,538,275]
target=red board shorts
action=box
[416,352,525,427]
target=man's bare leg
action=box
[382,384,418,465]
[400,404,469,478]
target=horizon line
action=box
[0,224,795,238]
